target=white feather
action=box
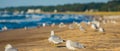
[48,31,64,44]
[5,44,18,51]
[66,40,84,50]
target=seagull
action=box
[48,31,64,46]
[102,20,107,24]
[51,23,55,27]
[79,26,86,32]
[5,44,18,51]
[96,22,100,28]
[2,26,8,31]
[76,23,80,27]
[73,21,78,25]
[24,26,27,30]
[42,23,46,27]
[111,20,117,24]
[68,24,74,29]
[98,27,105,32]
[66,40,84,50]
[92,21,100,28]
[86,22,91,25]
[59,22,65,28]
[91,24,97,30]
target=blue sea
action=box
[0,12,93,31]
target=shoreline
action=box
[38,12,120,16]
[0,14,120,51]
[0,13,93,32]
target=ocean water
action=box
[0,12,93,31]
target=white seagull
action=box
[102,20,107,24]
[48,31,64,46]
[79,26,86,32]
[92,21,100,28]
[111,20,117,24]
[91,24,97,30]
[51,23,55,27]
[5,44,18,51]
[86,22,91,25]
[68,24,74,29]
[2,26,8,31]
[58,22,65,28]
[66,40,84,50]
[42,23,46,27]
[98,27,105,32]
[24,26,27,30]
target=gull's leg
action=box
[53,44,58,47]
[49,43,56,47]
[49,42,53,46]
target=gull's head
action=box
[66,40,72,43]
[42,23,46,27]
[99,27,103,30]
[51,30,54,36]
[4,26,6,27]
[5,44,13,49]
[79,26,82,28]
[99,27,104,30]
[3,26,7,29]
[52,23,55,25]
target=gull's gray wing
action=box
[51,35,63,43]
[70,41,84,48]
[7,48,18,51]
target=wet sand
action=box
[0,18,120,51]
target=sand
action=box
[0,18,120,51]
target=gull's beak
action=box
[63,40,66,42]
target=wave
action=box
[0,13,93,31]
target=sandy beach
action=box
[0,16,120,51]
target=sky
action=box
[0,0,109,8]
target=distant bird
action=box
[2,26,8,31]
[51,23,55,27]
[72,21,79,26]
[107,19,110,23]
[98,17,103,21]
[76,23,81,27]
[24,26,27,30]
[5,44,18,51]
[86,22,91,25]
[73,21,78,24]
[102,20,106,24]
[92,21,100,28]
[66,40,84,50]
[96,22,100,28]
[98,27,105,32]
[48,31,64,46]
[91,24,97,30]
[79,26,86,32]
[42,23,46,27]
[68,24,74,29]
[111,20,117,24]
[59,22,65,28]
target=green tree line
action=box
[0,0,120,12]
